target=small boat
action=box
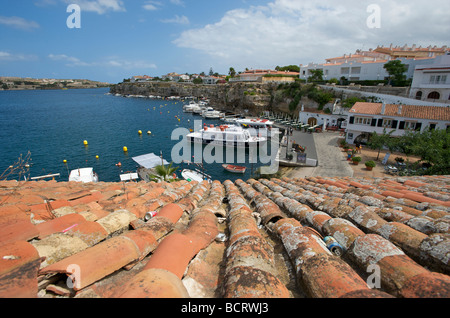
[69,167,99,183]
[222,164,246,174]
[181,168,212,182]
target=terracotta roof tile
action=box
[35,213,87,239]
[0,241,42,298]
[0,220,39,246]
[1,175,449,298]
[350,102,450,121]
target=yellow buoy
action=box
[83,140,88,146]
[123,146,128,152]
[63,159,67,164]
[96,155,99,159]
[138,130,142,135]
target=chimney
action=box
[381,102,386,115]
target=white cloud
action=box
[48,54,90,66]
[48,53,156,70]
[65,0,126,14]
[142,1,161,11]
[173,0,450,70]
[170,0,185,6]
[0,51,38,61]
[0,16,40,30]
[104,58,157,70]
[161,15,189,25]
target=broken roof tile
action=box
[0,241,42,298]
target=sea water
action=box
[0,88,274,182]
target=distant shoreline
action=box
[0,76,110,91]
[0,85,110,92]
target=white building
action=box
[300,57,435,82]
[298,104,350,132]
[345,102,450,145]
[131,75,153,83]
[299,45,449,83]
[409,54,450,104]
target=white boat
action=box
[69,168,99,183]
[192,105,205,115]
[181,168,211,182]
[203,107,223,119]
[236,118,274,129]
[201,107,214,117]
[236,118,278,139]
[183,101,199,112]
[204,111,223,119]
[187,124,266,148]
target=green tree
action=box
[383,60,408,86]
[193,77,203,84]
[308,69,323,82]
[276,65,300,72]
[342,96,366,108]
[367,129,395,160]
[228,67,236,78]
[404,129,450,175]
[149,162,179,182]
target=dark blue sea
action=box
[0,88,274,183]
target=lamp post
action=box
[285,127,290,159]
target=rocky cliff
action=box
[110,82,297,115]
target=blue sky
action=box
[1,0,449,83]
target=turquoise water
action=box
[0,88,272,182]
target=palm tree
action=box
[148,162,179,182]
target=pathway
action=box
[284,130,354,179]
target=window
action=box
[427,91,440,100]
[382,119,393,128]
[351,67,361,74]
[404,121,416,130]
[429,75,447,84]
[415,91,422,100]
[429,123,436,131]
[341,67,350,74]
[354,117,371,125]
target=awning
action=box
[132,153,169,169]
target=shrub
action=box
[365,160,376,167]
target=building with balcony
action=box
[299,45,449,83]
[409,54,450,104]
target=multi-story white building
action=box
[299,45,449,82]
[409,54,450,104]
[345,102,450,145]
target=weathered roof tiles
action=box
[0,175,449,298]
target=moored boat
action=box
[222,164,246,174]
[187,124,266,148]
[181,168,212,182]
[69,167,99,183]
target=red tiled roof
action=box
[0,175,449,299]
[350,102,450,121]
